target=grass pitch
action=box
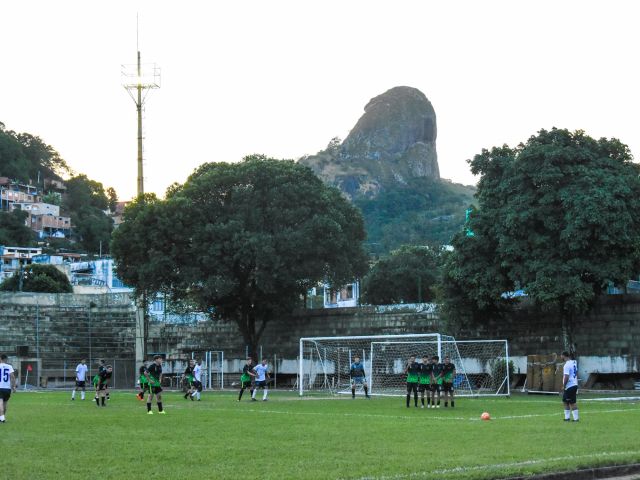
[1,390,639,479]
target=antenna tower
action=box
[121,18,160,197]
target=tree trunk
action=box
[561,311,574,353]
[236,310,270,361]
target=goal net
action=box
[299,334,510,397]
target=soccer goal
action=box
[299,334,510,397]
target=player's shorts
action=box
[241,380,252,389]
[140,384,150,393]
[430,383,440,392]
[406,382,418,392]
[255,380,267,388]
[563,386,578,404]
[419,383,431,392]
[0,388,11,401]
[193,380,202,392]
[150,386,163,394]
[76,380,86,388]
[442,382,454,392]
[97,383,107,391]
[351,377,366,386]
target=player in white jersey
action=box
[192,359,203,401]
[0,354,17,423]
[251,359,270,402]
[561,351,579,422]
[71,359,88,400]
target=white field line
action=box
[582,396,640,402]
[349,450,640,480]
[164,403,639,422]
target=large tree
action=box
[112,155,369,357]
[442,129,640,349]
[0,210,35,246]
[362,245,441,305]
[0,264,72,293]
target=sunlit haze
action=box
[2,0,639,200]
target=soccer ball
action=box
[481,412,491,421]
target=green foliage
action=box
[353,177,476,254]
[442,129,640,339]
[362,245,441,305]
[106,187,118,212]
[112,155,369,356]
[64,175,113,253]
[0,210,35,246]
[0,263,72,293]
[0,122,69,182]
[41,191,61,206]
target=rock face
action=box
[300,86,440,198]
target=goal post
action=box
[299,334,509,397]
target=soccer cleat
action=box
[366,395,371,399]
[263,399,268,402]
[0,420,5,423]
[572,419,579,422]
[71,397,74,401]
[147,411,154,415]
[421,405,424,409]
[251,398,257,402]
[564,418,571,421]
[158,411,166,415]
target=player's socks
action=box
[564,409,571,420]
[364,386,369,398]
[414,392,418,407]
[351,388,356,398]
[263,389,268,401]
[101,397,105,406]
[96,397,100,407]
[427,397,431,407]
[71,390,76,400]
[0,415,5,421]
[147,402,152,412]
[451,400,454,407]
[158,402,163,412]
[421,398,424,406]
[81,392,85,400]
[406,394,410,407]
[444,402,448,407]
[572,409,579,421]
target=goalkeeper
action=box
[136,364,149,401]
[349,355,370,399]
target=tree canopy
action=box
[0,264,73,293]
[441,128,640,349]
[112,155,369,357]
[0,122,70,182]
[362,245,441,305]
[0,210,35,246]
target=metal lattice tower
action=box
[121,23,160,197]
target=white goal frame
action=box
[299,334,510,397]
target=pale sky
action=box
[1,1,639,201]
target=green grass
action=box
[2,390,639,479]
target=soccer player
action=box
[182,359,196,401]
[251,359,270,402]
[349,355,370,399]
[71,358,88,401]
[238,357,255,401]
[192,359,203,401]
[0,354,17,423]
[430,356,443,408]
[96,365,113,407]
[561,351,579,422]
[419,354,433,408]
[94,359,106,403]
[441,356,456,408]
[136,363,149,401]
[404,355,420,408]
[145,355,166,414]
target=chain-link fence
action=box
[1,294,137,389]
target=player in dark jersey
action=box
[96,365,112,407]
[136,364,149,401]
[349,355,370,399]
[238,357,255,401]
[94,359,106,403]
[419,355,433,408]
[144,355,166,414]
[404,355,420,408]
[431,356,443,408]
[183,359,196,400]
[441,356,456,407]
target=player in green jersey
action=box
[404,355,420,408]
[144,355,166,414]
[431,356,444,408]
[182,359,196,400]
[441,356,456,407]
[136,364,149,401]
[419,355,433,408]
[238,357,255,401]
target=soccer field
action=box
[2,391,639,479]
